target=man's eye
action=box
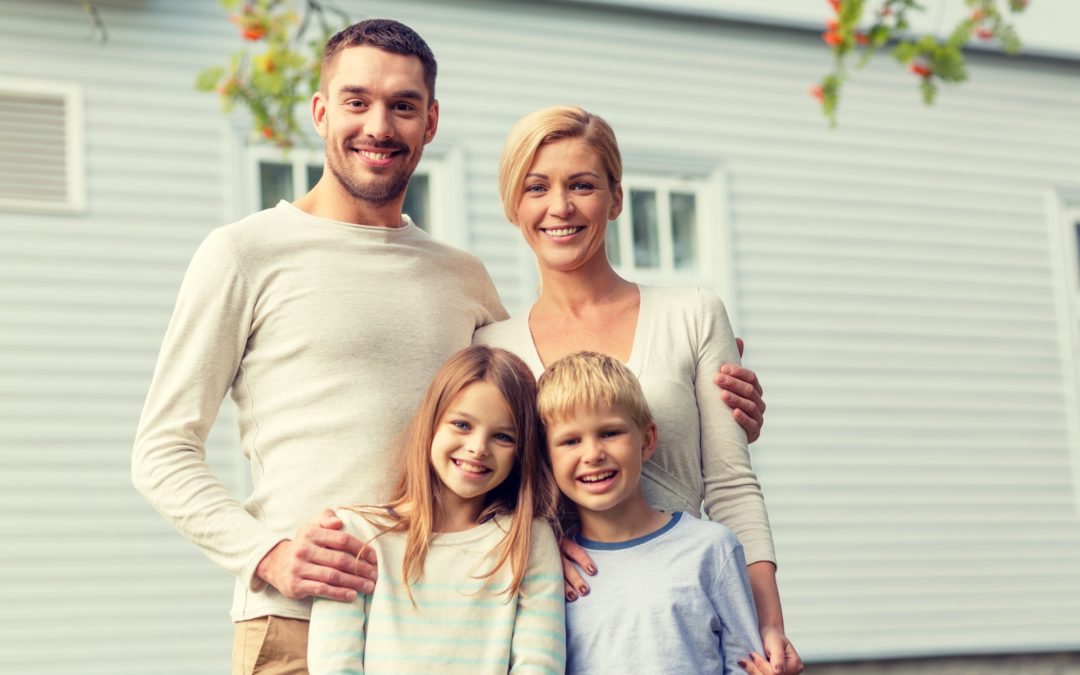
[393,102,416,112]
[346,100,367,109]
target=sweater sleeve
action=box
[308,512,369,674]
[695,288,776,565]
[509,521,566,674]
[131,229,283,585]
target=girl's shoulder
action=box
[334,505,397,539]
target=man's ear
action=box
[311,90,328,139]
[640,422,658,463]
[424,99,439,145]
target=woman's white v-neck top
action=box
[474,284,775,565]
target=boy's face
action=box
[545,404,657,516]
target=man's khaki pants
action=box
[232,616,309,675]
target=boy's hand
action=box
[254,508,378,601]
[760,625,803,674]
[559,537,596,602]
[716,337,765,443]
[738,652,777,675]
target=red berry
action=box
[970,9,988,21]
[827,19,840,31]
[976,28,994,39]
[829,0,841,12]
[855,32,870,45]
[810,85,826,102]
[242,25,267,41]
[909,63,932,77]
[822,30,843,46]
[262,126,274,139]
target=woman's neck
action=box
[534,259,632,315]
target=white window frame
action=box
[609,166,736,325]
[0,77,85,214]
[1046,187,1080,515]
[245,144,466,248]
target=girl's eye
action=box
[560,437,580,447]
[494,432,516,444]
[451,420,471,431]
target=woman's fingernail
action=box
[587,565,597,575]
[578,585,589,595]
[566,591,576,601]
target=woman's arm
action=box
[692,289,801,673]
[509,522,567,674]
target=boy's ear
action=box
[640,423,658,462]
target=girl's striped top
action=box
[308,510,566,675]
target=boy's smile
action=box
[546,404,657,522]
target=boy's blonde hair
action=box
[537,351,653,432]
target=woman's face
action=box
[514,137,622,274]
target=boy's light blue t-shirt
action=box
[566,512,763,675]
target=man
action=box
[133,19,766,674]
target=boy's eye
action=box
[600,429,623,439]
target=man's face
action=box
[313,45,438,208]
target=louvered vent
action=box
[0,80,84,213]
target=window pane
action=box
[259,162,292,210]
[306,164,322,190]
[670,192,697,270]
[631,189,660,268]
[1075,221,1080,289]
[403,174,430,231]
[605,218,621,266]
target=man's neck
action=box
[293,178,406,228]
[576,495,670,544]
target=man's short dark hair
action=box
[322,19,437,102]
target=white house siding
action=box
[1,0,1079,673]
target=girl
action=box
[307,345,565,675]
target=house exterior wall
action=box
[1,0,1078,673]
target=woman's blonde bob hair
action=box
[497,106,622,225]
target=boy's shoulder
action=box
[659,513,745,565]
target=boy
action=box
[537,351,774,675]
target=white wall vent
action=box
[0,78,84,213]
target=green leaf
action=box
[195,66,225,91]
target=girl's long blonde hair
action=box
[345,345,558,598]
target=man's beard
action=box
[327,138,423,207]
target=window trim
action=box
[1046,187,1080,515]
[0,77,85,214]
[607,165,736,325]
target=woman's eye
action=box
[524,184,546,194]
[571,182,594,191]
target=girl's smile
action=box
[430,380,518,528]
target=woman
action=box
[474,106,802,674]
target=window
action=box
[606,172,730,296]
[0,78,84,213]
[1048,192,1080,512]
[248,145,463,246]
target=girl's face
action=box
[430,380,518,522]
[513,137,623,274]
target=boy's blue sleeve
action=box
[714,540,765,674]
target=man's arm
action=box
[132,229,284,586]
[716,337,766,443]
